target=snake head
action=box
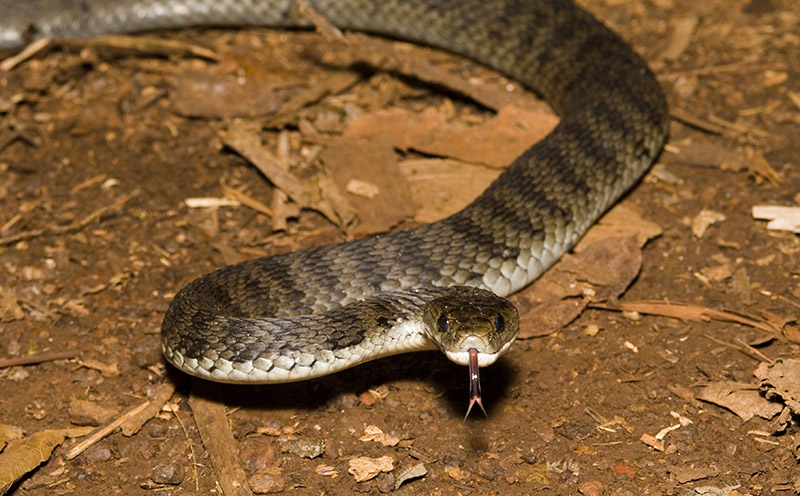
[422,286,519,368]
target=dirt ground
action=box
[1,0,799,494]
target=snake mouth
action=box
[442,336,514,367]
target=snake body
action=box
[0,0,668,384]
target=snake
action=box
[1,0,668,411]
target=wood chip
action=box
[345,178,380,199]
[394,463,427,489]
[188,381,254,496]
[121,382,176,436]
[639,433,665,451]
[660,15,699,61]
[223,120,310,207]
[348,455,393,482]
[184,197,242,209]
[171,74,288,118]
[347,455,394,482]
[359,425,400,447]
[691,209,726,238]
[752,205,800,233]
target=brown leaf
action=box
[574,204,662,252]
[321,136,415,237]
[759,359,800,415]
[399,158,499,224]
[696,381,782,421]
[0,427,92,493]
[343,105,557,168]
[514,237,642,338]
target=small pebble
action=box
[151,463,184,485]
[578,480,604,496]
[287,438,325,459]
[240,438,277,472]
[469,433,488,453]
[376,472,396,493]
[476,460,498,481]
[84,445,113,464]
[248,472,286,494]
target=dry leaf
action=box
[667,465,717,484]
[696,381,782,421]
[344,105,557,168]
[399,158,500,223]
[0,427,92,493]
[574,204,662,251]
[321,137,413,236]
[759,359,800,415]
[514,237,642,338]
[0,425,23,450]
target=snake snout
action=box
[444,344,503,367]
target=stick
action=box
[65,401,150,460]
[0,350,78,369]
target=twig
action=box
[121,382,176,436]
[669,108,726,135]
[660,61,781,79]
[590,300,782,336]
[297,1,346,40]
[703,334,765,363]
[0,37,52,71]
[0,189,140,246]
[58,34,219,60]
[0,350,78,369]
[65,401,150,460]
[735,337,774,364]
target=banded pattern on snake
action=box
[0,0,668,394]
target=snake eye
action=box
[437,313,450,333]
[495,314,504,332]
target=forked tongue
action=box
[464,348,487,420]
